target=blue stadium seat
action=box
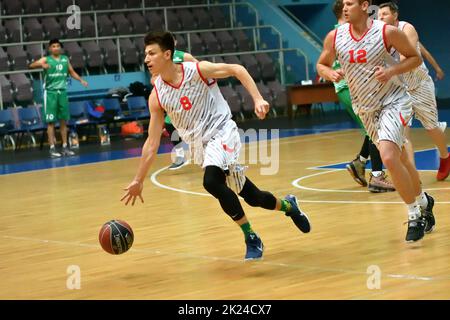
[126,96,149,119]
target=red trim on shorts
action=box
[399,112,407,127]
[163,63,184,89]
[349,20,373,42]
[153,86,164,111]
[196,62,216,86]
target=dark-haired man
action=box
[121,31,311,260]
[29,39,88,157]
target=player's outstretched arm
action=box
[376,25,422,83]
[121,89,165,206]
[197,60,269,119]
[68,62,88,87]
[317,30,344,83]
[29,57,48,69]
[419,42,445,80]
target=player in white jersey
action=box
[121,32,311,260]
[378,2,449,181]
[317,0,435,242]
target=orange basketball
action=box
[99,220,134,255]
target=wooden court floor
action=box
[1,128,449,299]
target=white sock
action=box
[371,171,383,177]
[50,144,55,149]
[63,143,67,148]
[416,191,428,210]
[359,155,368,163]
[407,201,421,220]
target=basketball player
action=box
[29,39,88,158]
[317,0,435,242]
[122,31,311,260]
[332,0,395,192]
[378,2,450,181]
[153,35,197,170]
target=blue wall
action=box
[284,2,336,41]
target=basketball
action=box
[99,220,134,255]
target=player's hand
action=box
[254,98,270,120]
[435,68,445,81]
[121,180,144,206]
[81,80,88,87]
[374,66,393,83]
[329,69,345,82]
[41,62,50,69]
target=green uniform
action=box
[332,24,365,131]
[43,54,70,123]
[165,50,186,125]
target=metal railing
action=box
[278,5,323,49]
[0,2,259,43]
[1,2,310,109]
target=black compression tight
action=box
[202,166,277,221]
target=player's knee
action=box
[203,166,226,197]
[242,192,260,207]
[380,150,397,170]
[203,175,218,196]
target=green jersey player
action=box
[29,39,88,158]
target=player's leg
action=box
[403,126,416,167]
[58,90,75,156]
[202,165,263,260]
[412,80,450,180]
[399,141,435,234]
[372,100,428,242]
[237,177,311,233]
[44,90,61,157]
[367,141,396,193]
[339,89,369,186]
[165,118,186,170]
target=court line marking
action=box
[151,166,450,204]
[0,129,357,176]
[4,234,449,283]
[292,169,450,195]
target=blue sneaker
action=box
[284,194,311,233]
[245,233,264,261]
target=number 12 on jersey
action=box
[349,49,367,63]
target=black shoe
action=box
[284,194,311,233]
[405,216,426,242]
[422,193,435,233]
[49,147,62,158]
[245,233,264,261]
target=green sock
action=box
[280,199,292,213]
[240,222,254,238]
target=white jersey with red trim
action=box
[334,19,407,113]
[390,21,430,91]
[153,62,232,146]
